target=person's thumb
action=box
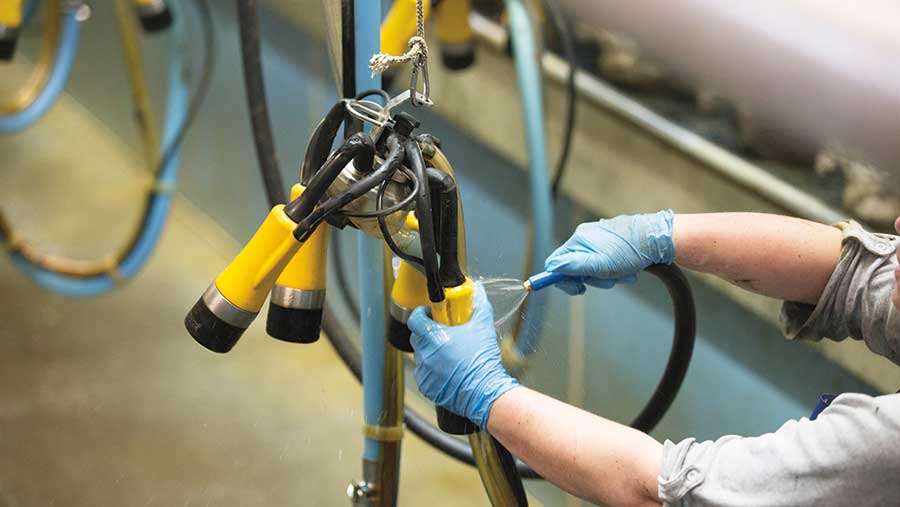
[408,306,436,350]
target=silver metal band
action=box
[0,25,19,40]
[440,40,475,58]
[270,285,325,310]
[202,284,257,329]
[389,301,414,324]
[137,0,167,16]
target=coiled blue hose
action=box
[506,0,555,356]
[7,0,190,296]
[0,3,81,134]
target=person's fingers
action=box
[408,306,437,349]
[555,278,587,295]
[584,278,617,289]
[618,273,638,285]
[544,251,599,275]
[544,243,573,269]
[473,281,488,306]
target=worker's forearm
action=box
[673,213,842,304]
[487,387,662,507]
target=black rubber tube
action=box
[426,168,465,288]
[542,232,695,437]
[405,138,444,303]
[631,264,696,432]
[294,136,403,239]
[284,132,375,223]
[237,0,287,206]
[300,100,347,185]
[377,167,424,266]
[543,0,577,199]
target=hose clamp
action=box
[203,284,257,328]
[363,423,404,442]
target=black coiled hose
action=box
[237,0,287,206]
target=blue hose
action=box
[7,0,190,296]
[506,0,555,356]
[355,0,386,464]
[0,4,81,134]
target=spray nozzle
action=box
[523,271,576,292]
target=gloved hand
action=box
[545,210,675,295]
[407,282,519,428]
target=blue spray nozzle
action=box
[525,271,574,292]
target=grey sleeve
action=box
[780,221,900,366]
[658,393,900,507]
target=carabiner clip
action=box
[409,55,432,108]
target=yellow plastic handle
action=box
[274,184,329,291]
[214,205,303,312]
[431,277,475,326]
[0,0,23,28]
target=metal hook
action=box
[409,55,431,108]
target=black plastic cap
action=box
[387,315,413,352]
[139,8,173,33]
[0,37,17,61]
[266,302,322,344]
[184,298,245,353]
[393,112,421,138]
[437,406,479,435]
[441,47,475,71]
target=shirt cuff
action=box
[658,438,705,505]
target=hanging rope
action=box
[368,0,427,76]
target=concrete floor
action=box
[0,71,490,505]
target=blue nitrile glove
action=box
[407,282,519,429]
[545,210,675,295]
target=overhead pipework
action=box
[560,0,900,183]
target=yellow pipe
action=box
[469,432,523,505]
[0,0,23,27]
[436,0,476,70]
[115,0,160,164]
[436,0,472,46]
[215,205,304,312]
